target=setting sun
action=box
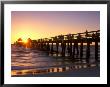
[22,38,28,43]
[21,35,29,43]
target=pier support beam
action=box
[72,43,75,58]
[56,42,59,56]
[64,42,66,57]
[80,42,83,58]
[67,42,70,55]
[61,42,66,57]
[86,42,90,63]
[95,41,98,62]
[70,41,72,57]
[47,42,50,52]
[51,42,53,56]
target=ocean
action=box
[11,45,100,76]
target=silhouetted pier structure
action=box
[31,30,100,63]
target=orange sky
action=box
[11,11,100,44]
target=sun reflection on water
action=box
[11,63,99,76]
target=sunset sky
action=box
[11,11,100,44]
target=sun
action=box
[23,38,28,43]
[21,35,29,43]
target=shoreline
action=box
[12,66,100,77]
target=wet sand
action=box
[12,66,100,77]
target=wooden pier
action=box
[31,30,100,63]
